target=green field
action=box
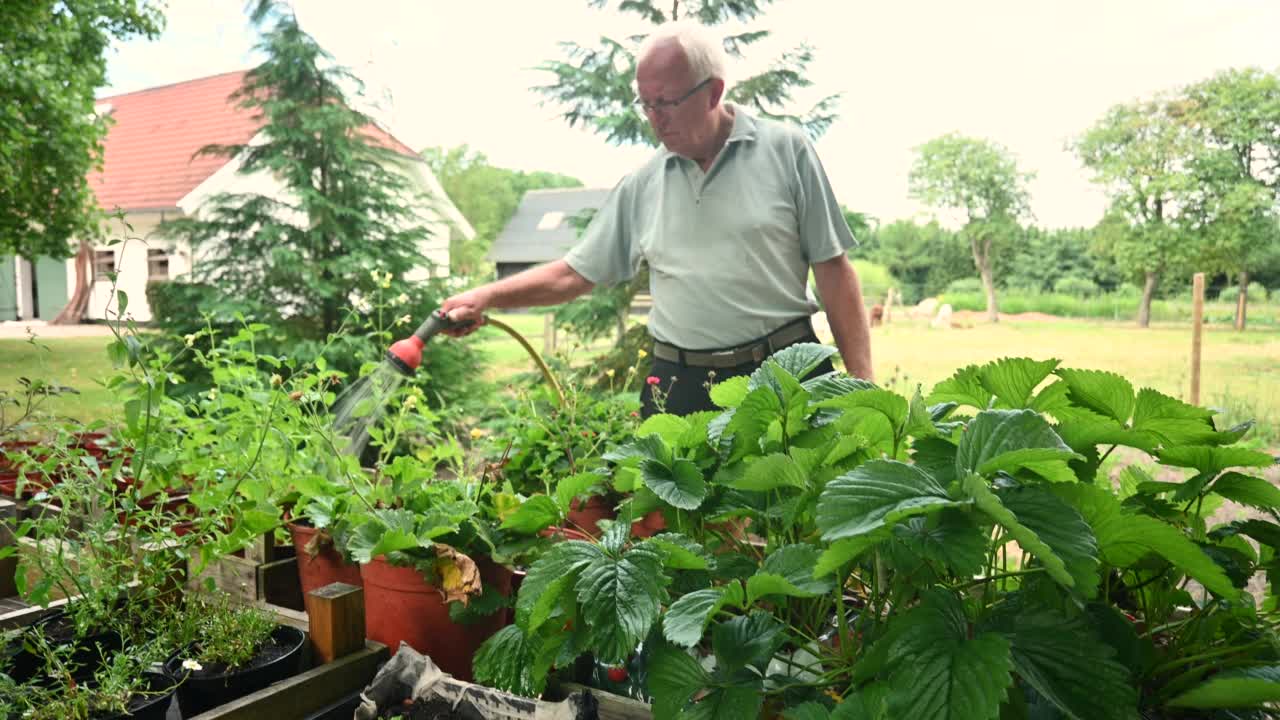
[3,315,1277,445]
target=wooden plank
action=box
[251,599,310,634]
[190,641,388,720]
[559,682,652,720]
[241,532,280,565]
[1190,272,1205,405]
[0,594,69,630]
[0,499,15,597]
[307,582,364,664]
[257,555,303,610]
[190,553,258,604]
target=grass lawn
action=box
[3,314,1277,444]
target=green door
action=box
[34,256,68,320]
[0,256,16,321]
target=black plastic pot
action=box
[163,624,306,717]
[5,607,123,686]
[101,672,178,720]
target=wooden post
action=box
[543,313,556,354]
[307,582,364,664]
[883,288,895,324]
[1191,272,1205,405]
[0,499,16,598]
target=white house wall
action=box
[88,211,192,323]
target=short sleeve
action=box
[563,179,637,286]
[794,137,858,264]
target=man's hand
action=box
[439,288,491,337]
[813,255,874,381]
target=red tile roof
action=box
[90,69,420,212]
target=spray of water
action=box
[331,361,406,459]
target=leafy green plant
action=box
[170,594,278,671]
[475,345,1280,719]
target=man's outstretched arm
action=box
[813,254,873,380]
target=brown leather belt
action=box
[652,318,816,369]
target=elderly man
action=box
[441,21,872,417]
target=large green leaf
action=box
[1156,445,1275,475]
[804,374,877,403]
[1211,472,1280,510]
[515,540,599,631]
[912,436,960,486]
[999,487,1100,595]
[817,460,967,541]
[962,474,1074,589]
[816,388,909,433]
[641,457,708,510]
[928,364,994,411]
[980,357,1060,409]
[884,591,1014,720]
[1050,483,1240,600]
[554,472,606,513]
[892,511,988,579]
[982,601,1137,720]
[637,414,692,446]
[709,376,750,408]
[730,453,808,492]
[1168,665,1280,709]
[663,583,745,647]
[712,611,786,672]
[1054,368,1135,425]
[903,387,940,439]
[646,533,712,570]
[724,386,782,464]
[682,686,763,720]
[816,532,890,577]
[1052,406,1139,453]
[956,410,1081,478]
[575,542,668,663]
[472,624,564,698]
[1130,389,1219,449]
[747,544,835,603]
[648,641,711,718]
[755,342,838,381]
[500,495,560,533]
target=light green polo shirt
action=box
[564,104,857,350]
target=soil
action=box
[379,697,484,720]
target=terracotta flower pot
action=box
[630,509,667,538]
[360,555,512,681]
[564,495,615,538]
[288,521,363,617]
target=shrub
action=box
[1053,275,1099,298]
[1214,282,1268,303]
[944,277,983,294]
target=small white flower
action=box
[184,333,196,347]
[396,293,410,305]
[353,297,372,314]
[370,269,382,282]
[397,314,412,326]
[182,659,203,672]
[207,388,218,401]
[270,373,283,387]
[403,395,418,410]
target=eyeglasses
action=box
[633,77,713,114]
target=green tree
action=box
[161,0,437,339]
[1073,94,1201,327]
[0,1,164,260]
[908,133,1034,323]
[1,1,163,324]
[853,219,972,303]
[421,145,582,279]
[539,0,839,148]
[1183,67,1280,329]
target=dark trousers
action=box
[639,330,834,418]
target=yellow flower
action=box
[606,368,616,378]
[469,428,485,440]
[403,395,418,410]
[370,269,382,282]
[380,273,393,289]
[637,349,648,359]
[396,293,410,305]
[270,373,283,387]
[207,388,218,401]
[184,333,196,347]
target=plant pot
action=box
[289,521,363,616]
[164,624,307,717]
[6,608,124,685]
[102,672,178,720]
[564,495,614,538]
[630,509,667,538]
[360,555,512,681]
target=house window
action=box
[93,250,116,280]
[536,211,565,231]
[147,249,170,280]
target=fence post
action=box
[308,582,365,664]
[1190,273,1205,406]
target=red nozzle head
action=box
[386,336,425,375]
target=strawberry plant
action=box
[474,345,1280,719]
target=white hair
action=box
[637,20,728,86]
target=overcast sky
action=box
[102,0,1280,230]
